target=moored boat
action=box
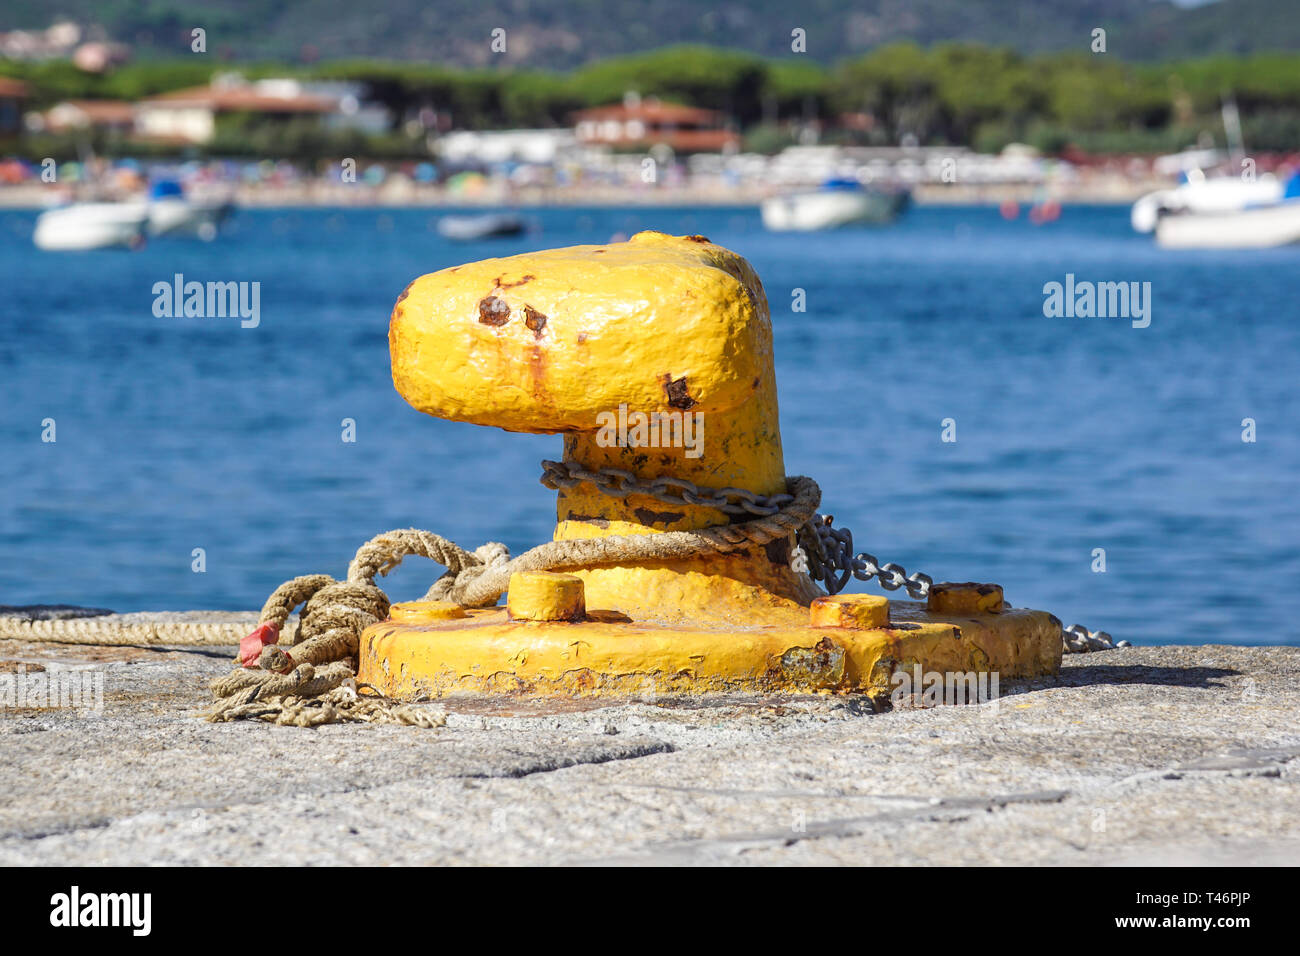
[1132,172,1284,233]
[437,213,527,241]
[761,179,910,232]
[33,202,149,251]
[1154,172,1300,248]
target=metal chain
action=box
[540,460,1126,653]
[540,459,794,517]
[798,513,1126,652]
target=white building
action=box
[134,75,339,144]
[434,129,578,165]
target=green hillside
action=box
[2,0,1295,66]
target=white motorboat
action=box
[1156,197,1300,249]
[437,213,527,241]
[1132,171,1284,233]
[762,180,909,232]
[33,202,149,251]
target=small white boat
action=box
[1131,172,1283,233]
[1152,172,1300,249]
[1156,199,1300,249]
[33,202,148,251]
[437,213,526,241]
[762,180,909,232]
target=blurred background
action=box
[0,0,1296,646]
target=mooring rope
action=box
[0,616,249,646]
[199,474,822,725]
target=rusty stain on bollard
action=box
[810,593,890,629]
[927,583,1004,615]
[780,637,846,689]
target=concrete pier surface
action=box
[0,615,1296,866]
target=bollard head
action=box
[389,231,772,435]
[390,232,799,622]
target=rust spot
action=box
[593,249,606,254]
[933,581,1000,596]
[564,513,610,529]
[779,637,845,688]
[394,280,415,305]
[523,305,548,336]
[662,375,697,410]
[586,609,633,624]
[0,660,44,673]
[496,273,535,289]
[478,295,510,326]
[684,234,711,243]
[576,332,589,344]
[633,507,685,527]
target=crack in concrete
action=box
[0,736,674,844]
[1115,744,1300,787]
[572,789,1070,864]
[4,818,112,842]
[608,783,945,802]
[456,737,674,779]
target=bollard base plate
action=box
[358,600,1062,701]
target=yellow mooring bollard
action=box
[359,231,1062,700]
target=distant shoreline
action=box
[0,181,1154,210]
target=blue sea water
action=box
[1,204,1297,646]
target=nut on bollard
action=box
[927,582,1004,615]
[507,571,586,622]
[389,601,468,623]
[810,593,890,629]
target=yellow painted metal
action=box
[506,571,586,622]
[811,594,891,629]
[360,601,1061,700]
[389,601,467,623]
[364,231,1065,700]
[388,230,808,621]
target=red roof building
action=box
[136,79,338,144]
[573,100,738,154]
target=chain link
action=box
[541,459,794,517]
[540,460,1126,653]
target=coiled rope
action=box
[201,475,821,725]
